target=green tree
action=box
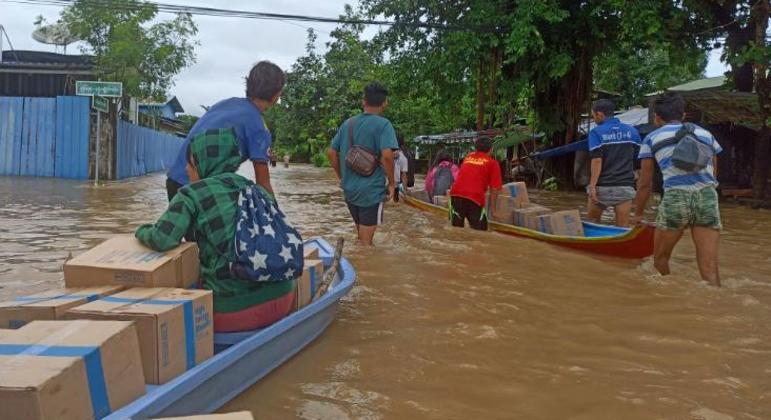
[61,0,198,99]
[594,43,707,107]
[363,0,711,186]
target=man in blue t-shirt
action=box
[165,61,285,200]
[586,99,641,227]
[633,92,722,287]
[328,83,398,246]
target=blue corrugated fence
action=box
[116,120,184,179]
[0,95,90,179]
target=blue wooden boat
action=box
[104,237,355,419]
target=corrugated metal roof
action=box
[668,76,727,92]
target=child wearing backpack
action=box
[425,150,459,200]
[136,129,303,332]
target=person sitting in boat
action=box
[135,129,299,332]
[448,137,503,230]
[425,150,459,201]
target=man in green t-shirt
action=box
[328,83,398,246]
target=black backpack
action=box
[652,123,713,172]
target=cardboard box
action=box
[501,182,530,207]
[0,320,145,420]
[537,210,585,237]
[0,286,124,329]
[490,195,524,224]
[432,195,449,208]
[64,235,200,289]
[294,260,323,311]
[153,412,255,420]
[303,246,319,260]
[513,205,552,231]
[66,287,214,384]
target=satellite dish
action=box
[32,23,78,52]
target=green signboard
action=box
[76,81,123,97]
[92,96,109,113]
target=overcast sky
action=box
[1,0,727,116]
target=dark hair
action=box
[592,99,615,117]
[246,61,285,101]
[653,91,685,122]
[363,82,388,107]
[433,150,452,166]
[397,133,405,148]
[475,136,493,153]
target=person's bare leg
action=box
[653,228,684,275]
[587,198,603,223]
[358,225,377,246]
[691,226,721,287]
[614,201,632,227]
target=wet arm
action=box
[136,193,195,252]
[382,149,395,186]
[589,158,602,188]
[328,148,341,180]
[634,159,654,219]
[253,161,273,195]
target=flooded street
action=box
[1,165,770,419]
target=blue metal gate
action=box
[0,96,90,179]
[117,120,184,179]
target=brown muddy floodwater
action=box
[1,164,771,420]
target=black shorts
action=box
[450,196,488,231]
[346,201,384,227]
[166,177,183,202]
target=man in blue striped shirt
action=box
[633,92,722,286]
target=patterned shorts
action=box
[588,186,636,209]
[656,187,722,231]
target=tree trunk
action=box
[536,47,594,188]
[486,47,501,129]
[751,0,770,199]
[726,23,756,92]
[476,56,486,131]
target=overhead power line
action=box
[0,0,505,34]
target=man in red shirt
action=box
[449,136,503,230]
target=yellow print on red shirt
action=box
[464,156,489,166]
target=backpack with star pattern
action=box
[230,184,304,282]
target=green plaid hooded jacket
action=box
[136,129,295,313]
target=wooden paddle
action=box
[312,237,345,301]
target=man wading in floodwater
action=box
[586,99,642,227]
[165,61,285,200]
[633,92,723,286]
[328,83,398,246]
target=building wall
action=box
[0,95,90,179]
[116,120,184,179]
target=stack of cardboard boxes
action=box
[0,235,215,419]
[490,182,585,237]
[0,233,329,419]
[490,182,530,224]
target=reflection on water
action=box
[1,165,770,419]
